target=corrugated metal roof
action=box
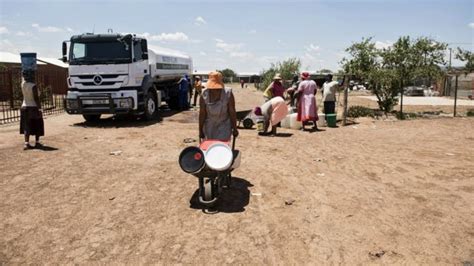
[237,72,260,77]
[37,57,68,68]
[0,51,46,65]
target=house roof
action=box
[237,72,260,77]
[37,57,68,68]
[0,51,46,65]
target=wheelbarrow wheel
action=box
[226,173,232,188]
[243,118,254,129]
[203,179,213,201]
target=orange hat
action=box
[206,71,224,89]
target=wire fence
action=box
[0,94,65,125]
[0,68,68,125]
[338,74,474,121]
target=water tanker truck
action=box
[62,33,192,121]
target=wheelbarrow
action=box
[178,135,241,209]
[236,109,254,129]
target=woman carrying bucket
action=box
[254,96,288,136]
[199,71,238,141]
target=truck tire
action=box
[143,91,158,120]
[83,114,101,122]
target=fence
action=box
[0,94,65,125]
[0,67,68,125]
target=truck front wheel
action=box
[83,114,101,122]
[143,91,158,120]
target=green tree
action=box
[340,37,379,83]
[455,48,474,72]
[341,36,447,115]
[260,58,301,91]
[219,68,237,83]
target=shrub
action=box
[467,109,474,117]
[260,58,300,91]
[347,105,375,118]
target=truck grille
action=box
[71,74,127,89]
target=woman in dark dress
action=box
[20,70,44,150]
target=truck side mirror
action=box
[62,41,67,62]
[141,40,148,60]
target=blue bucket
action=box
[20,53,37,71]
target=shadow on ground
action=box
[35,145,58,151]
[71,108,186,128]
[189,177,254,213]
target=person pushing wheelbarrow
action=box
[179,71,240,208]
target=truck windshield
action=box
[69,40,132,65]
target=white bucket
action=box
[289,113,302,130]
[280,115,291,128]
[255,115,265,132]
[204,143,234,171]
[317,113,326,127]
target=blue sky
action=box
[0,0,472,72]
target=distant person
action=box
[240,79,245,89]
[177,74,189,110]
[186,75,192,106]
[199,71,238,141]
[297,72,318,131]
[254,96,288,136]
[322,74,339,120]
[20,70,44,150]
[263,73,286,102]
[287,75,300,107]
[192,76,203,107]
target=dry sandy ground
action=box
[1,85,473,264]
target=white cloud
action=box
[214,38,224,43]
[32,23,64,33]
[199,51,207,56]
[0,26,9,34]
[149,32,189,42]
[16,31,27,36]
[306,43,320,52]
[304,52,315,60]
[66,27,74,32]
[248,29,257,34]
[215,39,243,52]
[195,16,207,26]
[375,40,393,50]
[469,22,474,29]
[229,51,252,58]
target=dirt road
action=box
[1,85,473,264]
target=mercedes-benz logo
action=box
[93,75,103,85]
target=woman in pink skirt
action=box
[296,72,318,131]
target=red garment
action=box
[271,81,286,98]
[296,80,318,122]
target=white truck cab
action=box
[63,33,192,121]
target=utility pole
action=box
[449,48,452,70]
[342,86,349,126]
[448,48,452,96]
[399,78,404,120]
[453,74,458,117]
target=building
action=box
[0,51,69,97]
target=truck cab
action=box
[63,33,192,122]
